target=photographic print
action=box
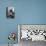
[18,24,46,46]
[6,7,15,19]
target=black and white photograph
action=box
[6,7,15,19]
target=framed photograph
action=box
[18,24,46,41]
[6,7,15,18]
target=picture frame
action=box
[6,7,15,19]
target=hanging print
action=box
[6,7,15,19]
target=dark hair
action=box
[10,9,12,12]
